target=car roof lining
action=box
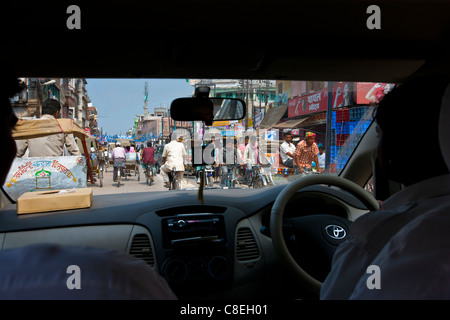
[3,0,450,82]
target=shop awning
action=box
[273,117,308,129]
[258,104,288,130]
[301,112,327,127]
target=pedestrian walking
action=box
[244,135,260,185]
[317,143,326,172]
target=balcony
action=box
[62,84,77,99]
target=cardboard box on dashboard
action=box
[17,188,92,215]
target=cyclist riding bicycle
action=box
[141,141,155,183]
[111,141,126,183]
[160,134,186,189]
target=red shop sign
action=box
[288,88,328,118]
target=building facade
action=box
[11,78,93,131]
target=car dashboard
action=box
[0,185,370,299]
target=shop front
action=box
[278,82,394,173]
[236,82,394,177]
[282,87,329,145]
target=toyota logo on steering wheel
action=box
[325,224,347,240]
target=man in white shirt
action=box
[161,134,187,188]
[244,135,260,165]
[279,132,296,168]
[321,74,450,299]
[243,135,271,185]
[243,135,259,185]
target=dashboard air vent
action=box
[129,233,155,267]
[236,227,260,262]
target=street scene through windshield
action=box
[3,0,450,304]
[6,79,393,197]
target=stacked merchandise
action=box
[330,106,374,172]
[277,167,296,175]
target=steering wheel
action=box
[270,174,380,295]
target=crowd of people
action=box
[279,131,325,174]
[11,96,328,188]
[142,130,329,189]
[182,130,327,188]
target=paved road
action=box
[88,166,288,196]
[89,166,199,195]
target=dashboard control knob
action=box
[163,259,188,285]
[188,259,209,280]
[208,256,230,280]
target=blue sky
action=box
[86,79,194,135]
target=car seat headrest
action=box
[439,83,450,172]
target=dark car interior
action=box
[1,0,450,301]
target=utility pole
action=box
[249,80,255,130]
[239,79,252,130]
[325,82,333,174]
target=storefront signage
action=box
[212,120,230,127]
[302,112,327,126]
[356,82,395,104]
[288,82,395,119]
[288,88,328,118]
[221,130,235,137]
[265,130,277,141]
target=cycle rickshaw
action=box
[75,136,104,187]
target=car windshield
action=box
[5,78,393,201]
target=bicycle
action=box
[223,164,241,188]
[143,163,156,186]
[196,165,214,188]
[168,166,183,190]
[249,163,276,189]
[114,161,126,188]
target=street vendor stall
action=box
[3,118,93,202]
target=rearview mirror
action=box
[170,97,246,125]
